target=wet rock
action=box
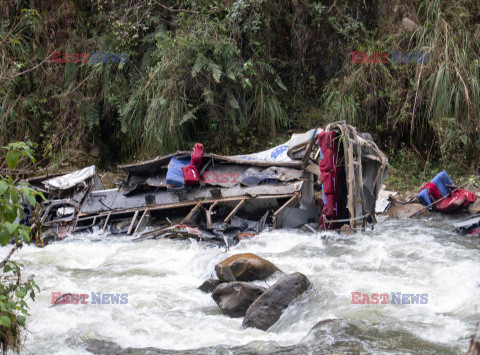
[463,183,477,194]
[198,278,222,293]
[339,225,354,235]
[215,253,280,282]
[396,191,418,203]
[83,339,123,354]
[242,272,310,330]
[468,198,480,214]
[468,328,480,355]
[212,282,266,318]
[301,318,458,354]
[384,202,428,219]
[303,319,348,340]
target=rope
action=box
[322,213,371,224]
[410,181,470,217]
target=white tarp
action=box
[231,128,322,163]
[286,128,323,158]
[43,166,97,190]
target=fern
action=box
[80,101,100,131]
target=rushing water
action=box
[2,214,479,354]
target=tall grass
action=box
[321,0,480,167]
[413,0,480,158]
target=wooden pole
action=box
[410,182,470,217]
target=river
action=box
[2,214,479,354]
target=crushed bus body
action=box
[25,122,388,247]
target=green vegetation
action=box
[0,0,479,179]
[385,146,473,193]
[0,142,43,353]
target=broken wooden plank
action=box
[127,210,139,235]
[355,142,366,229]
[306,163,321,177]
[206,201,219,229]
[102,212,111,232]
[344,135,356,229]
[180,202,203,225]
[301,128,318,169]
[73,216,79,231]
[272,194,299,228]
[78,193,295,218]
[223,198,246,226]
[273,194,298,217]
[134,209,149,234]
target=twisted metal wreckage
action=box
[25,122,388,247]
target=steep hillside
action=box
[1,0,479,180]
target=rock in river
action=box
[242,272,310,331]
[215,253,280,282]
[384,202,428,218]
[468,198,480,214]
[212,282,266,318]
[198,278,222,293]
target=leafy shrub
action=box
[0,142,43,353]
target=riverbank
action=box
[383,146,479,194]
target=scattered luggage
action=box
[417,171,476,213]
[166,156,191,188]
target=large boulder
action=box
[383,202,428,219]
[301,318,455,353]
[211,282,266,318]
[242,272,310,330]
[215,253,280,282]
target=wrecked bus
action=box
[25,122,388,247]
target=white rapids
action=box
[1,214,479,354]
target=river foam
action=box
[1,214,478,354]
